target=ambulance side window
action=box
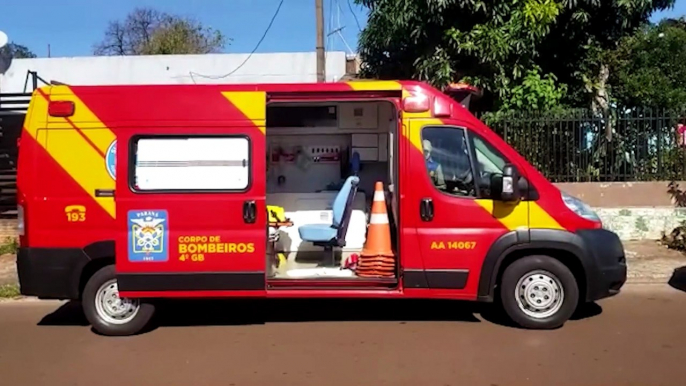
[420,126,476,198]
[130,135,251,192]
[470,133,507,175]
[468,132,510,199]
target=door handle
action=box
[420,198,434,221]
[95,189,115,197]
[243,200,256,224]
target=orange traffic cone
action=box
[357,181,395,278]
[361,182,394,258]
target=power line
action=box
[190,0,284,80]
[347,0,362,31]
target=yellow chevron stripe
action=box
[35,129,47,148]
[24,88,49,139]
[475,200,529,230]
[26,87,116,218]
[346,80,403,91]
[528,202,564,229]
[47,86,116,154]
[475,200,564,231]
[47,128,116,217]
[221,92,267,134]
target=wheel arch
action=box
[77,240,115,299]
[478,229,596,302]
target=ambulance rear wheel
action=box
[82,265,155,336]
[499,255,579,329]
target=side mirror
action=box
[490,164,521,202]
[500,164,520,202]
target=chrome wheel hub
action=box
[94,279,140,325]
[514,270,564,319]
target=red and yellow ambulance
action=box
[15,80,626,336]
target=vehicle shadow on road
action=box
[38,299,487,330]
[37,301,89,326]
[156,298,486,327]
[36,298,604,334]
[476,299,603,329]
[668,266,686,292]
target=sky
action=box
[0,0,367,58]
[0,0,685,59]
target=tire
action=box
[499,255,579,329]
[82,265,155,336]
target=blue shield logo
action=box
[105,140,116,180]
[128,210,168,262]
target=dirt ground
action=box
[0,253,16,286]
[622,240,686,283]
[1,240,685,287]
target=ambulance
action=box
[15,81,627,336]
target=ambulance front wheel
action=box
[499,255,579,329]
[82,265,155,336]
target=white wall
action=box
[0,51,348,93]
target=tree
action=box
[0,42,37,59]
[93,7,228,56]
[608,19,686,111]
[355,0,674,112]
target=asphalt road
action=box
[0,284,685,386]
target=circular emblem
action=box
[106,140,116,180]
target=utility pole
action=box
[315,0,326,82]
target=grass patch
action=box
[0,237,18,255]
[0,284,20,298]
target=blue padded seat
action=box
[298,175,360,245]
[298,223,337,242]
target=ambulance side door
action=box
[406,120,508,297]
[114,112,267,296]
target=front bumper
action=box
[577,229,627,302]
[16,247,90,300]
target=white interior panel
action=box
[338,102,379,130]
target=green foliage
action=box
[139,17,227,55]
[0,237,18,255]
[94,7,228,56]
[608,19,686,110]
[0,284,19,299]
[479,108,686,182]
[499,68,568,111]
[0,42,36,59]
[355,0,675,111]
[661,220,686,252]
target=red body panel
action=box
[114,126,267,274]
[20,133,116,247]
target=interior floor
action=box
[264,100,399,281]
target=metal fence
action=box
[478,109,686,183]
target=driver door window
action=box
[420,126,476,197]
[420,126,512,200]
